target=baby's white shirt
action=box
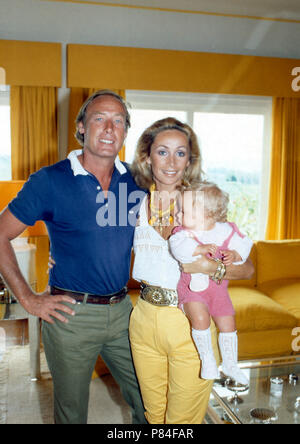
[169,222,253,292]
[169,222,253,265]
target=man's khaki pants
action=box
[42,295,146,424]
[129,297,220,424]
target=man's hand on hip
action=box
[23,290,76,324]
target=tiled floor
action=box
[0,345,131,424]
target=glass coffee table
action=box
[206,356,300,424]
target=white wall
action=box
[1,0,300,157]
[1,0,300,58]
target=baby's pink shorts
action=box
[177,272,235,318]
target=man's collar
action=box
[67,149,127,176]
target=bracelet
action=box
[210,258,226,285]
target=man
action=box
[0,90,146,424]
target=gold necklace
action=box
[148,183,175,233]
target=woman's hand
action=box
[47,254,56,274]
[181,255,218,275]
[181,256,254,281]
[193,243,218,258]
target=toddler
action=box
[169,181,252,385]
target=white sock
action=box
[218,331,249,385]
[192,327,219,380]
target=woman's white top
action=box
[132,196,181,290]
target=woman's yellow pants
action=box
[129,297,220,424]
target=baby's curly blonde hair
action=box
[182,180,229,223]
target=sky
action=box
[195,113,264,174]
[0,102,264,175]
[125,109,264,174]
[0,105,11,155]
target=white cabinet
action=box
[2,239,41,380]
[12,240,37,292]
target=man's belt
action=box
[140,283,178,307]
[50,286,127,305]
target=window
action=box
[0,86,11,180]
[125,91,272,240]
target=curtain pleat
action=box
[10,86,58,180]
[68,88,127,161]
[265,98,300,240]
[10,86,59,293]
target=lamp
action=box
[0,180,48,237]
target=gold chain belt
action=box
[140,283,178,307]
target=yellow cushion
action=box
[259,279,300,324]
[229,287,298,332]
[229,243,257,289]
[238,329,296,360]
[256,240,300,286]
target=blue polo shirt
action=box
[9,150,146,295]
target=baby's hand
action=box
[199,243,218,257]
[221,250,241,265]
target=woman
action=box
[129,117,253,424]
[48,116,253,424]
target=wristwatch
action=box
[210,258,226,285]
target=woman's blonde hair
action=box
[183,180,229,223]
[130,117,203,190]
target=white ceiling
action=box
[73,0,300,20]
[1,0,300,59]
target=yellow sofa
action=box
[93,240,300,377]
[229,239,300,360]
[127,240,300,361]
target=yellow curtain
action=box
[10,86,59,180]
[10,86,59,293]
[265,98,300,240]
[68,88,126,161]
